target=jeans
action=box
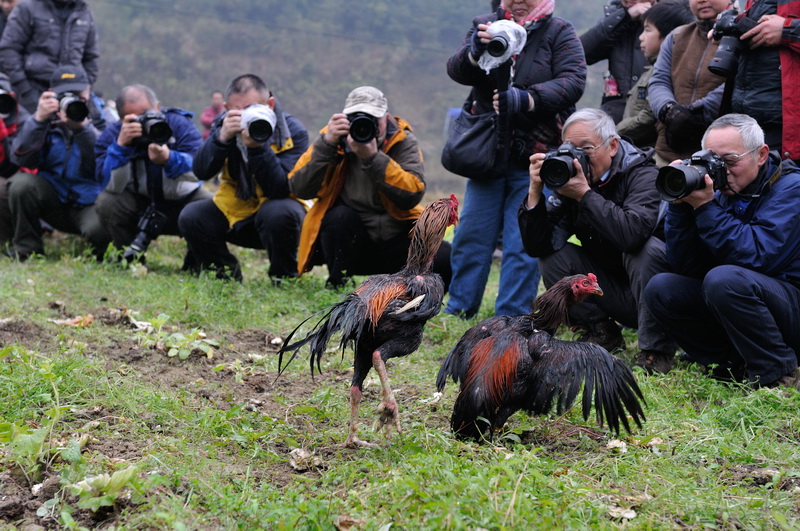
[445,168,541,317]
[644,265,800,384]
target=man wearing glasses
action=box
[644,113,800,389]
[519,108,676,374]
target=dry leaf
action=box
[608,505,636,519]
[335,515,366,531]
[606,439,627,453]
[289,448,325,471]
[49,314,94,327]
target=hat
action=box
[50,65,90,93]
[343,86,388,118]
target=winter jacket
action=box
[192,102,308,227]
[447,10,586,169]
[580,0,648,122]
[616,63,656,148]
[10,114,100,207]
[518,138,662,271]
[733,0,800,160]
[0,101,30,177]
[0,0,98,109]
[95,107,203,202]
[664,152,800,287]
[200,105,222,140]
[649,21,725,161]
[289,115,425,274]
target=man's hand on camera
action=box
[34,91,58,123]
[347,135,378,160]
[741,15,784,48]
[470,22,491,61]
[556,160,592,201]
[677,174,715,209]
[117,114,143,146]
[527,153,546,208]
[218,110,242,144]
[240,126,267,149]
[148,143,170,165]
[324,113,350,146]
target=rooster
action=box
[278,194,459,447]
[436,273,645,441]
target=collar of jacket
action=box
[596,138,652,187]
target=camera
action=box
[56,91,89,122]
[135,109,173,145]
[347,112,379,144]
[240,104,276,143]
[0,90,16,115]
[708,9,758,78]
[484,19,526,59]
[540,143,590,189]
[122,204,170,262]
[655,149,728,201]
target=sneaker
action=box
[769,369,800,390]
[633,350,675,375]
[573,319,625,352]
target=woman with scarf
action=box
[444,0,586,318]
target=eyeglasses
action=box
[719,147,758,168]
[577,138,611,158]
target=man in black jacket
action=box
[518,108,675,373]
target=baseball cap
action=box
[50,65,90,93]
[342,86,388,118]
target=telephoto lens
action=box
[655,149,728,201]
[240,104,277,143]
[540,143,589,189]
[347,112,378,144]
[58,93,89,122]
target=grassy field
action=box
[1,234,799,530]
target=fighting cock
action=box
[278,194,459,448]
[436,273,646,441]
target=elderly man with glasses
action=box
[519,107,676,374]
[643,113,800,389]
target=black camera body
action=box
[347,112,379,144]
[656,149,728,201]
[708,9,758,78]
[56,91,89,123]
[134,109,173,146]
[0,90,16,115]
[122,204,170,262]
[540,143,590,189]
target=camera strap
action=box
[144,158,165,206]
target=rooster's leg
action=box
[342,385,375,448]
[372,350,402,436]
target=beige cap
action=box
[343,86,388,118]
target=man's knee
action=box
[702,265,753,305]
[7,172,39,202]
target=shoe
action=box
[3,248,31,262]
[769,369,800,390]
[325,275,353,290]
[573,319,625,352]
[633,350,675,375]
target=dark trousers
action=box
[317,204,452,290]
[538,238,675,354]
[95,186,213,248]
[177,197,305,280]
[7,172,110,257]
[644,265,800,384]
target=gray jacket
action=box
[0,0,98,108]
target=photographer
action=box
[94,84,211,262]
[0,71,29,247]
[644,114,800,388]
[289,86,449,290]
[177,74,309,282]
[6,66,109,260]
[519,108,676,373]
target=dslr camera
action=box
[540,143,590,189]
[0,90,16,115]
[134,109,172,146]
[656,149,727,201]
[347,112,379,144]
[708,9,758,78]
[122,204,169,262]
[240,104,277,143]
[56,91,89,122]
[484,19,526,58]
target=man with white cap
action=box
[290,86,451,289]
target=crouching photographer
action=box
[519,108,676,374]
[95,84,211,263]
[644,114,800,388]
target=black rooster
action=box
[436,273,645,441]
[278,195,459,447]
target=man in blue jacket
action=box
[94,84,211,262]
[6,65,109,259]
[644,114,800,388]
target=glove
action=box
[498,87,530,117]
[470,22,488,59]
[660,102,705,153]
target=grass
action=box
[1,234,799,530]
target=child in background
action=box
[616,0,693,151]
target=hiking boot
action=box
[769,369,800,390]
[633,350,675,375]
[573,319,625,352]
